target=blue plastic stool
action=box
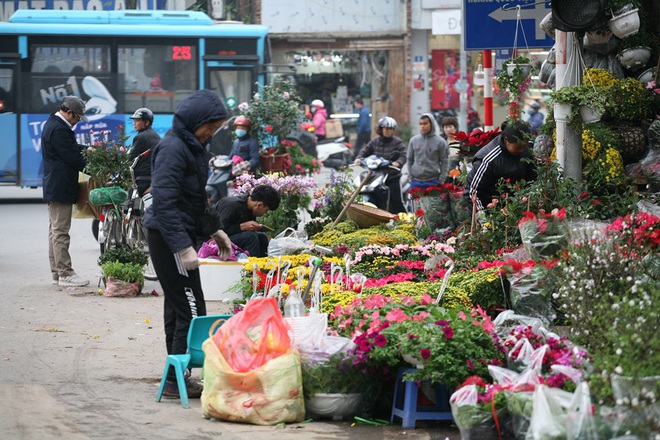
[390,367,454,429]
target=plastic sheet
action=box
[267,228,311,256]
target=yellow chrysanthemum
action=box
[581,129,602,162]
[583,68,617,88]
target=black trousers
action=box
[147,229,206,380]
[230,231,268,257]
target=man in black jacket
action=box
[143,89,232,400]
[464,120,537,210]
[128,107,160,196]
[214,185,281,258]
[42,96,90,287]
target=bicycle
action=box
[123,150,158,281]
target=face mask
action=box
[235,129,247,138]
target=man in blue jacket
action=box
[144,89,232,400]
[352,96,371,160]
[41,96,90,287]
[464,120,537,211]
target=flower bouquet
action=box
[408,183,464,232]
[450,377,511,440]
[82,127,131,189]
[517,208,568,260]
[500,259,557,324]
[453,127,501,158]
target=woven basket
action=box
[346,203,395,228]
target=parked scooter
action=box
[353,155,401,212]
[318,136,352,170]
[205,155,232,204]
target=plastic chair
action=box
[156,314,230,408]
[390,367,454,429]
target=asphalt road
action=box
[0,177,459,440]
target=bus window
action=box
[30,45,111,74]
[119,44,198,113]
[207,69,252,115]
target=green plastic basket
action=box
[89,186,128,207]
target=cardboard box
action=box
[199,259,245,301]
[325,119,344,138]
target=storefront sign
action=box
[431,50,460,110]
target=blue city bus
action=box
[0,9,270,186]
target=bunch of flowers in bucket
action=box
[408,183,465,234]
[517,208,569,260]
[82,127,131,189]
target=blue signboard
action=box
[464,0,555,51]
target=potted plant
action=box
[607,0,641,38]
[98,247,148,297]
[616,31,655,71]
[82,126,131,189]
[302,353,375,420]
[242,78,304,150]
[496,55,534,121]
[549,85,608,124]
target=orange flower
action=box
[449,169,461,178]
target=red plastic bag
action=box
[212,298,292,373]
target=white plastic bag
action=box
[567,382,598,440]
[267,228,311,256]
[526,385,573,440]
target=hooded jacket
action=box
[230,134,260,171]
[463,134,537,209]
[407,113,449,183]
[143,90,227,253]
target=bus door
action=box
[205,63,257,155]
[0,58,18,184]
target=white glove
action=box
[211,230,232,261]
[178,246,200,271]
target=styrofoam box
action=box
[199,258,245,301]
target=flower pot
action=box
[539,13,555,39]
[553,103,573,123]
[617,46,651,71]
[305,393,363,420]
[579,106,602,124]
[585,30,612,45]
[402,354,425,369]
[637,67,657,84]
[617,125,647,163]
[539,60,554,84]
[507,63,532,78]
[608,8,640,39]
[259,153,290,173]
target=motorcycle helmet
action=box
[130,108,154,123]
[378,116,397,129]
[233,115,251,127]
[311,99,324,108]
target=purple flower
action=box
[435,319,450,327]
[420,348,431,360]
[407,333,418,340]
[443,326,454,339]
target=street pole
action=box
[459,2,468,132]
[483,49,493,131]
[554,30,582,185]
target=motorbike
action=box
[205,154,233,204]
[317,136,352,170]
[287,122,352,170]
[353,155,401,213]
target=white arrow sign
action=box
[488,3,549,41]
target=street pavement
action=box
[0,175,459,440]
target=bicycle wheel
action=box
[101,208,123,254]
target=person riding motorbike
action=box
[229,115,259,176]
[353,116,406,214]
[128,107,160,196]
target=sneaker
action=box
[162,378,203,399]
[59,274,90,287]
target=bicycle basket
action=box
[89,186,128,207]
